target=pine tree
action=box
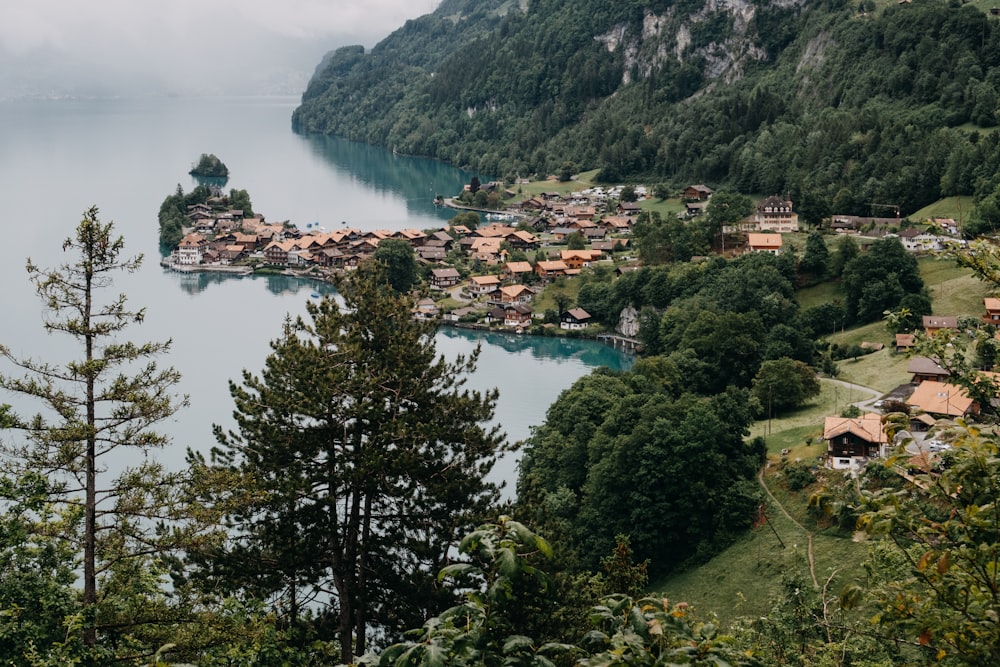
[202,263,505,663]
[0,206,187,649]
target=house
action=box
[923,315,959,337]
[824,413,890,471]
[897,227,942,253]
[502,261,534,282]
[430,267,462,289]
[560,249,602,269]
[263,239,300,265]
[467,274,501,297]
[983,298,1000,325]
[908,357,950,384]
[560,308,592,330]
[412,298,440,322]
[684,184,714,200]
[907,380,978,419]
[746,196,799,232]
[601,215,634,233]
[442,306,480,323]
[503,304,533,329]
[617,201,641,216]
[895,333,916,352]
[685,201,708,218]
[535,260,569,279]
[507,230,540,250]
[498,284,533,304]
[177,233,208,265]
[746,233,783,255]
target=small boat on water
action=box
[310,292,321,298]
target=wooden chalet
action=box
[824,413,889,471]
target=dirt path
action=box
[758,467,819,589]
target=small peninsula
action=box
[188,153,229,178]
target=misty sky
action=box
[0,0,441,97]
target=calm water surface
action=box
[0,96,632,494]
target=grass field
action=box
[910,196,976,227]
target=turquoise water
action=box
[0,96,632,493]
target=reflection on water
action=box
[298,133,481,224]
[438,326,634,371]
[170,270,337,297]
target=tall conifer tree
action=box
[0,206,187,650]
[203,263,505,663]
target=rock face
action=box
[617,306,640,338]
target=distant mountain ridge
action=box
[293,0,1000,219]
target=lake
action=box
[0,95,632,494]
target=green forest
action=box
[293,0,1000,221]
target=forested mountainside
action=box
[293,0,1000,218]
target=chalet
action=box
[396,228,427,246]
[561,249,602,269]
[535,260,569,279]
[908,357,950,384]
[895,333,916,352]
[685,201,708,218]
[565,204,597,222]
[217,245,245,264]
[824,413,889,471]
[416,246,448,262]
[601,215,634,233]
[983,298,1000,325]
[412,298,440,322]
[549,228,577,242]
[507,230,540,250]
[520,197,547,211]
[907,380,978,419]
[923,315,959,337]
[428,230,456,248]
[746,233,783,255]
[684,184,714,201]
[477,223,517,238]
[503,304,533,329]
[467,274,501,297]
[560,308,592,330]
[898,227,942,253]
[442,306,479,323]
[264,239,300,265]
[499,284,533,304]
[317,248,345,268]
[617,201,641,216]
[591,239,625,253]
[745,196,799,233]
[430,267,462,289]
[581,227,607,241]
[502,261,534,282]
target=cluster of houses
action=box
[825,302,1000,472]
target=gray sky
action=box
[0,0,441,97]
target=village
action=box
[160,179,1000,489]
[165,181,971,342]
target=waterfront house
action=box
[824,413,889,471]
[177,233,208,265]
[413,298,440,322]
[264,239,300,265]
[560,308,592,330]
[503,304,533,328]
